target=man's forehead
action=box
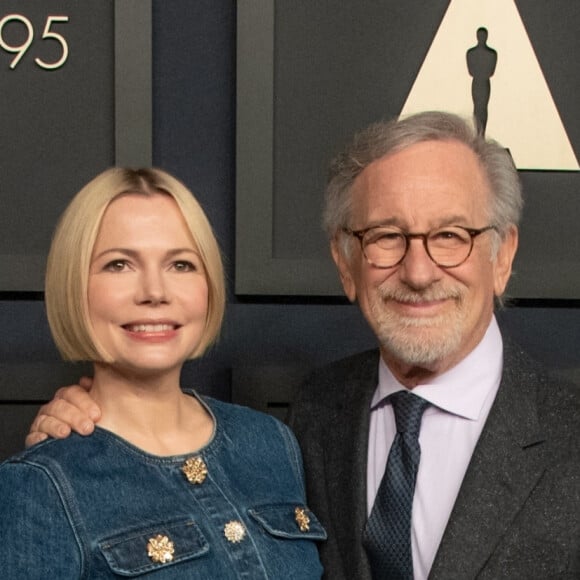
[349,141,491,227]
[352,141,488,196]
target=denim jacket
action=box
[0,392,326,578]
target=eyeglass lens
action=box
[363,226,474,267]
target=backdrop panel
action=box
[236,0,580,298]
[0,0,151,291]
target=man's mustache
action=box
[377,285,463,303]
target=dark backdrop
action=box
[1,0,579,460]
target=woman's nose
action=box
[135,269,169,305]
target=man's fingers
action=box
[53,384,101,422]
[78,376,93,391]
[24,431,48,448]
[30,412,73,438]
[25,382,100,447]
[26,380,100,448]
[25,413,73,448]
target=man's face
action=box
[332,139,518,379]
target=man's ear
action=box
[493,225,518,297]
[331,238,357,302]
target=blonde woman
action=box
[0,168,325,578]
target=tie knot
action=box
[391,390,429,436]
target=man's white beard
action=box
[369,284,467,367]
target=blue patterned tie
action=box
[363,390,430,580]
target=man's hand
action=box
[25,377,101,448]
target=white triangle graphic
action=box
[400,0,579,171]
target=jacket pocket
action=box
[248,504,327,541]
[99,518,209,576]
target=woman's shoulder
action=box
[197,395,306,488]
[201,394,288,430]
[1,430,108,473]
[193,393,299,454]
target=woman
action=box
[0,168,325,578]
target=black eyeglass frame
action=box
[342,224,498,269]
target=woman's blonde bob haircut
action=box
[45,167,226,362]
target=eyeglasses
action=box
[342,224,497,269]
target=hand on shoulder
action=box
[25,377,101,447]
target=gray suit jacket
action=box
[288,338,580,579]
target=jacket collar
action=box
[430,337,547,578]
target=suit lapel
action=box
[430,342,548,579]
[323,351,378,580]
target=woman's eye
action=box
[172,260,196,272]
[104,260,128,272]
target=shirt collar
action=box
[371,316,503,421]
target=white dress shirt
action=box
[367,316,503,579]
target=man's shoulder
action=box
[537,371,580,435]
[502,336,580,432]
[288,350,378,464]
[308,348,380,379]
[300,349,379,393]
[289,349,380,419]
[502,336,580,396]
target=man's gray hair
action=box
[323,111,523,247]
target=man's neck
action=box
[380,355,448,389]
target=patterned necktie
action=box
[363,390,430,580]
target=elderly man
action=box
[288,111,580,579]
[27,112,580,579]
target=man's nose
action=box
[397,238,442,289]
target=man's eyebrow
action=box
[362,215,470,230]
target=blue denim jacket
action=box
[0,393,326,578]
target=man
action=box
[28,112,580,579]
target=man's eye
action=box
[370,231,404,247]
[431,230,469,244]
[378,232,403,241]
[434,230,459,239]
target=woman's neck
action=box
[89,363,214,456]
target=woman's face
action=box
[87,193,209,376]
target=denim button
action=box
[99,518,209,575]
[224,521,246,543]
[181,456,208,484]
[294,507,310,532]
[248,504,327,541]
[147,534,174,563]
